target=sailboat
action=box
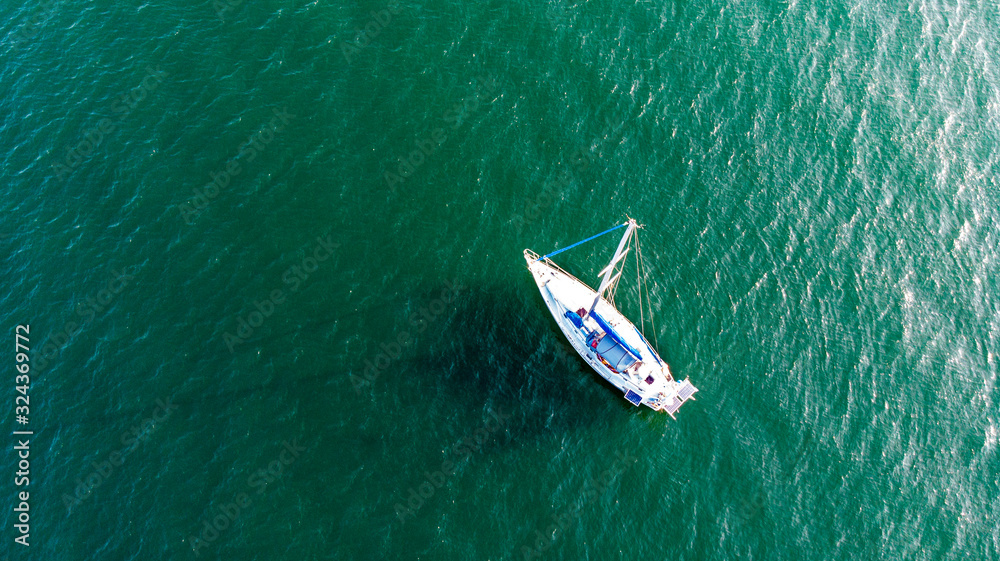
[524,218,698,416]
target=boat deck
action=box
[524,249,698,415]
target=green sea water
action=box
[2,0,999,559]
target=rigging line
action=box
[641,238,654,346]
[639,235,660,352]
[606,233,631,305]
[641,230,651,340]
[534,222,628,262]
[611,235,631,301]
[607,261,621,305]
[615,236,632,295]
[636,228,644,337]
[637,236,645,332]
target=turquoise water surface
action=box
[2,1,999,559]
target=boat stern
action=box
[648,379,699,417]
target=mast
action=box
[585,219,636,318]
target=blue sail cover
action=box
[564,310,584,328]
[596,336,636,371]
[591,312,643,362]
[632,326,663,366]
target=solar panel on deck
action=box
[678,381,698,400]
[664,396,683,414]
[624,390,642,406]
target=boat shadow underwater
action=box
[389,282,639,443]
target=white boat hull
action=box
[524,249,697,415]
